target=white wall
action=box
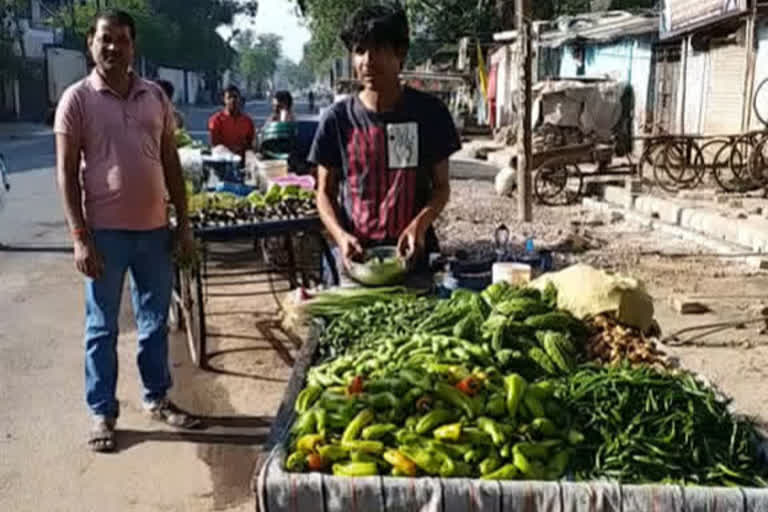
[46,47,87,104]
[751,19,768,128]
[157,66,185,103]
[186,71,203,105]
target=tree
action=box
[277,57,314,91]
[49,0,259,74]
[236,31,282,96]
[297,0,656,70]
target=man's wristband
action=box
[71,227,89,239]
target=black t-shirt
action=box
[308,87,461,249]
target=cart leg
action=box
[284,235,298,289]
[196,245,209,370]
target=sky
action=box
[222,0,311,63]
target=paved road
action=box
[0,99,315,176]
[0,98,313,512]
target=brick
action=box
[603,185,633,209]
[669,295,710,315]
[634,195,683,225]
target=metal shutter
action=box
[703,42,747,134]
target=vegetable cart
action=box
[174,217,339,369]
[249,282,768,511]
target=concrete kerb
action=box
[581,198,766,268]
[599,185,768,260]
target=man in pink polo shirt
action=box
[55,9,199,453]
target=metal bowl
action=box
[346,246,408,286]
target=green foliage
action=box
[48,0,258,73]
[236,31,282,95]
[277,57,315,91]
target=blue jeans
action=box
[84,228,173,419]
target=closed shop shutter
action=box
[703,42,747,134]
[653,45,680,134]
[685,51,707,134]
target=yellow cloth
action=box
[476,42,488,100]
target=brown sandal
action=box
[88,418,116,453]
[144,399,203,429]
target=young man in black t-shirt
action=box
[309,4,461,271]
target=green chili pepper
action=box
[523,392,546,419]
[295,385,323,413]
[464,448,486,464]
[285,451,308,472]
[399,445,443,475]
[485,393,507,418]
[427,440,472,458]
[350,451,388,469]
[341,409,374,443]
[479,449,501,475]
[341,440,385,455]
[460,427,493,446]
[504,374,528,418]
[415,409,455,434]
[435,382,477,419]
[433,422,462,442]
[547,450,570,478]
[477,417,507,446]
[314,408,327,437]
[383,449,418,476]
[318,444,349,462]
[366,392,400,410]
[296,434,325,453]
[481,464,519,480]
[291,410,317,437]
[362,423,398,440]
[531,417,558,437]
[567,429,584,445]
[332,462,379,477]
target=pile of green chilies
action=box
[559,364,768,487]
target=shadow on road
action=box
[116,424,271,453]
[0,244,72,253]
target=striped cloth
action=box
[257,445,768,512]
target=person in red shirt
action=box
[207,85,255,156]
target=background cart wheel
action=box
[534,164,583,206]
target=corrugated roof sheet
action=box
[494,10,659,47]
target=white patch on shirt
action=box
[387,122,418,169]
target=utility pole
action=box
[516,0,533,222]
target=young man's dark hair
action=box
[274,90,293,110]
[87,9,136,41]
[223,85,241,99]
[156,79,175,101]
[340,4,409,59]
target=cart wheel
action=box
[534,165,583,206]
[713,140,755,193]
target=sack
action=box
[531,264,655,332]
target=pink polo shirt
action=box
[54,70,174,230]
